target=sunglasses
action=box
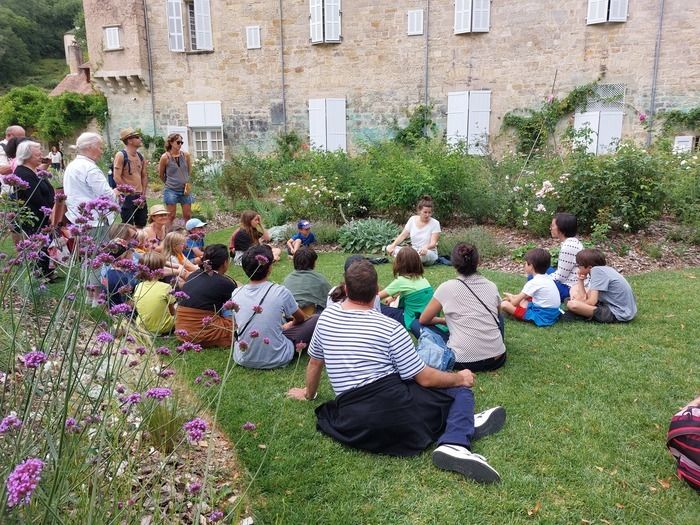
[175,141,184,145]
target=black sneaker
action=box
[560,310,587,322]
[432,444,501,483]
[473,406,506,441]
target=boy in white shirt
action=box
[501,248,561,327]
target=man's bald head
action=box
[5,126,26,140]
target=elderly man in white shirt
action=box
[63,132,119,228]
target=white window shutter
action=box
[471,0,490,32]
[325,98,347,152]
[309,0,323,43]
[246,26,261,49]
[167,0,185,51]
[187,102,207,127]
[597,111,623,154]
[673,136,694,154]
[104,28,120,50]
[308,99,327,151]
[574,111,600,154]
[608,0,628,22]
[446,91,469,146]
[166,125,189,153]
[203,101,223,127]
[325,0,342,42]
[407,10,424,36]
[193,0,213,50]
[467,91,491,155]
[454,0,472,34]
[587,0,608,25]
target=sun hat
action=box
[186,218,207,230]
[149,204,169,217]
[297,219,311,229]
[119,127,141,143]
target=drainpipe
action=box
[646,0,665,146]
[142,0,157,135]
[424,0,430,108]
[279,0,288,134]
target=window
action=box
[446,91,491,155]
[407,10,424,36]
[308,98,347,152]
[103,26,121,50]
[587,0,628,24]
[167,0,213,52]
[454,0,490,34]
[246,26,261,49]
[573,84,625,155]
[673,136,699,154]
[187,101,224,159]
[310,0,341,44]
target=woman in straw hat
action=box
[143,204,171,248]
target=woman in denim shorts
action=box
[158,133,193,223]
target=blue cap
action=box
[297,219,311,229]
[186,218,207,230]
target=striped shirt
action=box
[308,303,426,396]
[551,237,583,288]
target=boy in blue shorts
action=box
[286,219,316,255]
[185,218,206,264]
[501,248,561,326]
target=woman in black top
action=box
[229,210,280,264]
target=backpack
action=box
[666,403,700,492]
[108,149,144,189]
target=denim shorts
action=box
[163,187,194,205]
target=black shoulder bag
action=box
[458,278,503,337]
[231,283,275,340]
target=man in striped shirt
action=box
[288,260,505,483]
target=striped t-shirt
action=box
[308,303,426,396]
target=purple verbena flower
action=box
[116,184,136,194]
[249,330,259,338]
[188,481,202,494]
[6,458,44,507]
[201,316,213,327]
[222,299,239,312]
[263,337,270,345]
[174,329,188,337]
[209,510,224,522]
[95,331,114,344]
[40,206,53,217]
[65,417,79,433]
[177,341,202,353]
[171,290,190,300]
[252,305,263,314]
[158,368,175,379]
[22,351,47,369]
[183,417,208,443]
[238,340,249,351]
[254,254,269,265]
[116,384,126,394]
[134,346,146,356]
[295,342,307,352]
[2,175,30,190]
[109,304,132,316]
[0,413,22,434]
[145,387,172,401]
[156,346,172,356]
[242,421,257,431]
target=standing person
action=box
[229,210,280,264]
[548,212,583,301]
[63,132,118,228]
[47,146,63,172]
[386,196,441,266]
[287,260,506,483]
[158,133,192,224]
[566,249,637,323]
[113,128,148,227]
[0,126,26,194]
[419,243,506,372]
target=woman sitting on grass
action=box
[229,211,280,265]
[386,195,441,266]
[162,231,198,288]
[420,243,506,372]
[175,244,238,348]
[133,252,176,335]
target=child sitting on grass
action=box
[133,251,176,335]
[565,248,637,323]
[184,218,207,264]
[286,219,316,255]
[162,231,198,288]
[282,247,331,314]
[501,248,561,327]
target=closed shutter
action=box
[325,98,347,152]
[587,0,608,25]
[167,0,185,51]
[187,102,207,127]
[454,0,472,34]
[467,91,491,155]
[308,99,327,151]
[194,0,213,50]
[104,27,120,50]
[166,125,189,153]
[203,102,223,127]
[673,136,694,154]
[573,111,600,154]
[325,0,342,42]
[310,0,323,43]
[608,0,628,22]
[471,0,490,32]
[407,9,424,35]
[446,91,469,146]
[246,26,261,49]
[597,111,623,154]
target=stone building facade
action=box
[82,0,700,157]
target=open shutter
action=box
[203,101,223,127]
[471,0,490,32]
[166,125,189,153]
[597,111,623,154]
[309,99,327,151]
[454,0,472,34]
[673,136,694,154]
[325,0,342,42]
[246,26,261,49]
[194,0,213,50]
[608,0,628,22]
[467,91,491,155]
[574,111,600,154]
[187,102,207,127]
[310,0,323,43]
[167,0,185,51]
[446,92,469,146]
[587,0,608,25]
[326,98,347,152]
[407,9,424,35]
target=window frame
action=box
[167,0,214,53]
[103,26,122,51]
[310,0,342,44]
[587,0,629,25]
[407,9,424,36]
[246,25,262,49]
[192,128,224,160]
[454,0,491,34]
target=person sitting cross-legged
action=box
[287,259,506,484]
[282,247,331,315]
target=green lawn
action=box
[170,246,700,524]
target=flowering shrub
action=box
[274,177,355,223]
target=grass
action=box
[166,249,700,524]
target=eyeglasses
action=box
[175,141,184,145]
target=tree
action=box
[0,86,48,133]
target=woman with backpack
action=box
[158,133,193,224]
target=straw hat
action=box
[149,204,169,217]
[119,127,141,143]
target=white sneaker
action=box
[473,406,506,441]
[432,444,500,483]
